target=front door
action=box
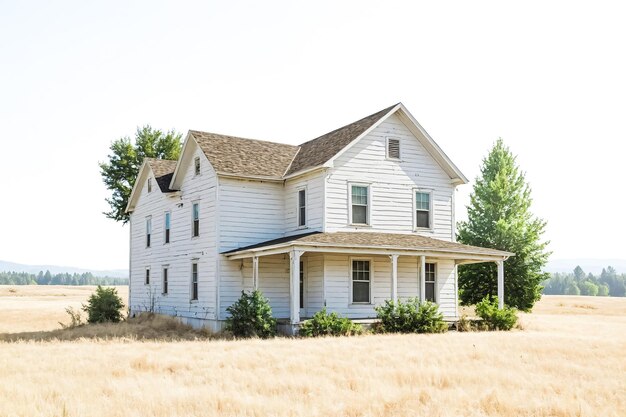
[299,260,306,316]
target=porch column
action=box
[419,255,426,302]
[497,260,504,309]
[289,249,302,324]
[252,256,259,290]
[390,254,399,303]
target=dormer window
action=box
[194,157,200,176]
[386,137,401,160]
[147,178,152,193]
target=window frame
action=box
[145,216,152,248]
[191,202,200,238]
[147,177,152,193]
[413,188,434,232]
[348,182,372,226]
[423,262,437,303]
[349,257,373,304]
[164,211,171,244]
[190,261,198,301]
[297,187,307,228]
[385,136,401,160]
[194,156,201,176]
[162,266,169,295]
[145,267,150,285]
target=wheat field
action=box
[0,286,625,417]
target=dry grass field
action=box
[0,286,625,417]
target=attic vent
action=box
[387,138,400,159]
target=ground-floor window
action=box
[351,259,371,303]
[191,263,198,300]
[425,263,436,302]
[162,267,168,295]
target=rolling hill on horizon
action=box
[0,260,127,279]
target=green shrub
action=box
[374,298,448,334]
[225,290,276,338]
[474,296,518,331]
[299,308,363,337]
[82,285,125,323]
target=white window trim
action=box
[164,211,171,244]
[190,260,199,302]
[413,188,434,232]
[385,136,402,160]
[349,257,374,305]
[194,156,201,176]
[191,201,200,238]
[348,182,372,227]
[162,266,169,295]
[145,216,152,248]
[297,186,307,229]
[423,261,438,303]
[144,266,151,285]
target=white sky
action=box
[1,1,624,270]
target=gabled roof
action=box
[189,131,298,178]
[182,103,466,183]
[146,159,178,192]
[125,158,178,213]
[285,104,398,175]
[223,231,514,259]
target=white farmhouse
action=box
[126,103,512,333]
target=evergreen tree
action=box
[457,139,551,311]
[99,125,182,223]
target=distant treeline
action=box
[0,270,128,286]
[542,266,625,297]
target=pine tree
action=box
[457,139,550,311]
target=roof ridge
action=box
[189,129,298,149]
[296,103,399,147]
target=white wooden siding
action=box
[284,171,325,235]
[129,143,217,320]
[325,113,455,240]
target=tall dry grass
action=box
[0,286,625,417]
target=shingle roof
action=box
[189,104,398,178]
[285,104,398,175]
[223,231,514,258]
[146,159,178,192]
[189,131,299,178]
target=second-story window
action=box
[415,191,431,229]
[164,212,171,244]
[146,217,152,247]
[298,189,306,227]
[192,203,200,237]
[194,157,200,176]
[350,184,369,225]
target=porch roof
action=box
[223,231,514,262]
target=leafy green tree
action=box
[579,281,598,296]
[457,139,551,311]
[565,282,580,295]
[598,284,610,296]
[99,126,182,223]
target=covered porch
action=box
[223,232,512,332]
